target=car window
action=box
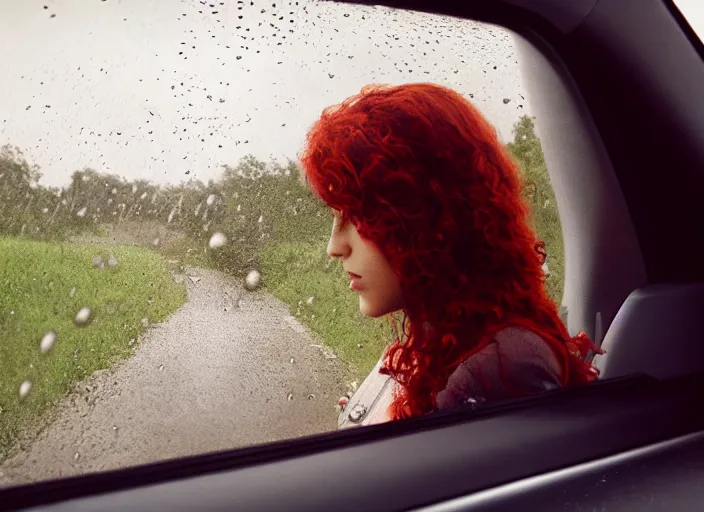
[0,0,573,486]
[672,0,704,42]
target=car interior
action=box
[1,0,703,510]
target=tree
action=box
[506,115,564,305]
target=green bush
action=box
[507,116,565,304]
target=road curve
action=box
[0,267,351,486]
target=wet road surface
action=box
[0,267,351,486]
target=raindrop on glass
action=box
[209,232,227,249]
[74,307,92,326]
[19,380,32,400]
[40,331,57,354]
[244,269,261,291]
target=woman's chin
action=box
[359,298,399,319]
[359,299,383,318]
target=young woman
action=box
[300,83,601,427]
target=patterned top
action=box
[339,327,562,428]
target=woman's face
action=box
[326,212,404,318]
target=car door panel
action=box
[5,373,703,511]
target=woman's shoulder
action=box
[435,326,562,411]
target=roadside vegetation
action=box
[0,237,186,457]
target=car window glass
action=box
[0,0,571,486]
[673,0,704,42]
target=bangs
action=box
[300,118,364,215]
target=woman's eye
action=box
[334,215,346,232]
[333,210,346,224]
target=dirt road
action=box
[0,267,351,486]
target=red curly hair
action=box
[301,83,600,420]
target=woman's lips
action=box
[348,272,362,291]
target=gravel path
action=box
[0,267,351,486]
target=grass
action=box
[259,241,392,377]
[0,236,186,459]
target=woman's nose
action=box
[327,232,348,260]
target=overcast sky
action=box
[675,0,704,39]
[0,0,530,189]
[2,1,700,190]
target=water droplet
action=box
[209,232,227,249]
[74,307,92,326]
[19,380,32,400]
[244,269,261,291]
[40,331,57,354]
[76,206,87,217]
